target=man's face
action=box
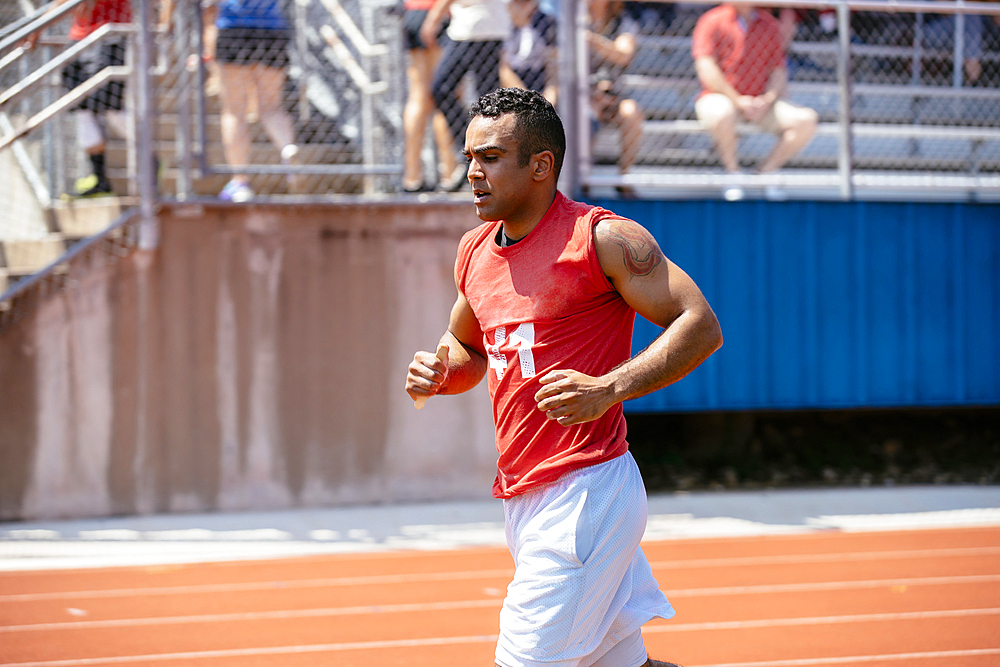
[463,113,536,223]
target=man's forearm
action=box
[763,66,788,105]
[695,56,739,102]
[605,308,722,403]
[438,330,487,395]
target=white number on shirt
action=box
[487,322,536,380]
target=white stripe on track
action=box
[0,599,502,633]
[3,572,1000,606]
[0,634,501,667]
[643,606,1000,632]
[663,573,1000,598]
[0,569,515,602]
[648,545,1000,570]
[695,647,1000,666]
[1,622,998,667]
[3,602,997,636]
[4,544,1000,603]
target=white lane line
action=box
[3,571,1000,606]
[1,629,998,667]
[644,606,1000,632]
[0,569,515,602]
[663,573,1000,598]
[695,647,1000,666]
[4,544,999,603]
[3,601,997,636]
[649,545,1000,570]
[0,634,501,667]
[0,599,503,633]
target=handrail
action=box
[0,65,130,152]
[0,112,53,209]
[0,208,140,318]
[319,25,389,94]
[315,0,389,58]
[0,0,89,56]
[639,0,1000,14]
[0,1,55,42]
[0,22,134,112]
[0,45,26,78]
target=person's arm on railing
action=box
[23,0,74,50]
[420,0,455,50]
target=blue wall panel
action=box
[587,199,1000,412]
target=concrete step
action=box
[52,197,123,240]
[0,235,66,275]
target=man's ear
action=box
[532,151,555,181]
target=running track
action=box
[2,526,999,667]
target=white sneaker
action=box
[219,179,254,202]
[281,144,303,194]
[723,185,745,202]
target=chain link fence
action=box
[577,1,1000,199]
[159,0,405,199]
[3,0,1000,213]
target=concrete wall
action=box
[0,202,498,521]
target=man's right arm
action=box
[405,290,487,402]
[694,55,739,104]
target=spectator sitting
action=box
[587,0,644,198]
[692,3,818,200]
[921,7,987,85]
[500,0,558,105]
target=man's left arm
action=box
[534,218,722,426]
[761,63,787,108]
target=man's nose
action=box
[466,159,482,181]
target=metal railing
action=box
[569,0,1000,200]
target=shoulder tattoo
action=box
[603,220,662,278]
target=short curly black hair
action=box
[469,88,566,179]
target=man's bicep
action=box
[447,291,486,358]
[595,219,705,329]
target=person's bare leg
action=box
[704,105,740,173]
[254,65,296,151]
[758,107,818,173]
[403,47,437,189]
[218,62,252,182]
[616,98,643,174]
[433,109,458,183]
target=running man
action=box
[405,88,723,667]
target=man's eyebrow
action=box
[468,143,506,155]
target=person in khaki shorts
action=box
[692,3,817,199]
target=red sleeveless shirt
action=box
[456,192,635,498]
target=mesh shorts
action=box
[215,28,290,69]
[496,451,674,667]
[62,38,126,112]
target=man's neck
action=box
[499,191,558,243]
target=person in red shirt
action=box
[27,0,132,197]
[405,87,722,667]
[692,3,817,200]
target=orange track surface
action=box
[2,526,999,667]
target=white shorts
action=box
[695,92,814,135]
[495,452,674,667]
